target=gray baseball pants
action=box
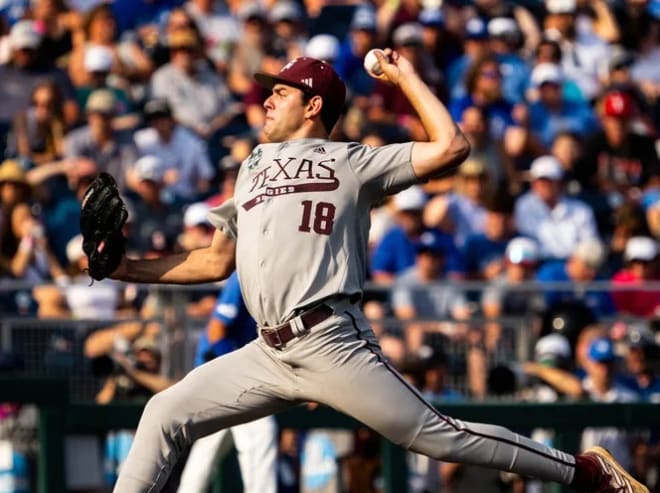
[113,298,576,492]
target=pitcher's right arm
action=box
[111,229,236,285]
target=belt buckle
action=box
[270,327,285,349]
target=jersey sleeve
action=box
[208,198,238,240]
[346,142,419,199]
[212,272,244,325]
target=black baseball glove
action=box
[80,172,128,281]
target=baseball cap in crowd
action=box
[254,57,346,131]
[419,8,444,28]
[219,155,241,172]
[269,1,303,23]
[488,17,518,39]
[66,234,84,264]
[505,237,540,265]
[0,159,28,186]
[304,34,340,63]
[238,2,267,21]
[529,155,563,181]
[9,20,42,50]
[144,99,173,121]
[588,337,616,363]
[350,5,377,31]
[608,47,635,72]
[414,230,446,256]
[86,89,117,114]
[458,158,487,177]
[465,17,488,40]
[84,44,113,73]
[534,333,572,367]
[531,63,563,88]
[393,23,424,47]
[602,91,635,118]
[183,202,211,228]
[545,0,576,14]
[393,185,427,211]
[573,238,607,271]
[134,155,165,182]
[624,236,658,263]
[167,29,199,50]
[132,336,162,357]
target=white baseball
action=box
[364,48,386,77]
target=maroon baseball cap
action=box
[254,57,346,130]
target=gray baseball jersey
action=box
[208,138,416,326]
[113,139,579,493]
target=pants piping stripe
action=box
[345,311,576,469]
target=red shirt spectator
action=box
[612,236,660,317]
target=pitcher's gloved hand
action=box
[80,172,128,281]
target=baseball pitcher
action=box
[80,50,648,493]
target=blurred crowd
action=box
[1,0,660,490]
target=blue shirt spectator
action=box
[449,94,513,141]
[194,271,257,366]
[371,227,464,280]
[536,259,616,317]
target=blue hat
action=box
[350,6,377,31]
[465,17,488,40]
[588,337,616,363]
[414,230,446,256]
[419,8,444,28]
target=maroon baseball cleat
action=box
[576,447,649,492]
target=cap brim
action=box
[254,72,313,94]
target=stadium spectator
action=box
[369,22,445,141]
[93,336,174,486]
[9,80,66,165]
[183,0,240,71]
[206,137,252,207]
[28,0,80,66]
[133,98,214,202]
[0,160,64,314]
[579,91,660,198]
[33,233,122,319]
[391,230,470,353]
[226,2,270,95]
[527,62,599,150]
[579,337,639,471]
[417,8,460,73]
[536,238,616,316]
[64,89,138,191]
[68,3,153,87]
[124,155,184,255]
[425,160,490,248]
[514,155,600,260]
[458,105,513,186]
[178,201,214,252]
[75,44,134,119]
[269,1,307,62]
[481,236,543,325]
[450,54,514,141]
[611,236,660,317]
[370,185,463,284]
[488,16,530,104]
[0,20,78,145]
[542,0,614,101]
[151,28,242,145]
[445,17,489,102]
[304,33,340,64]
[461,186,515,280]
[334,5,379,109]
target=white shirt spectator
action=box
[134,126,214,201]
[580,378,638,471]
[514,192,599,260]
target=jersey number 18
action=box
[298,200,336,235]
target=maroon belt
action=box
[261,304,334,349]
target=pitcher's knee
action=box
[143,387,192,439]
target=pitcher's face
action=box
[263,84,307,142]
